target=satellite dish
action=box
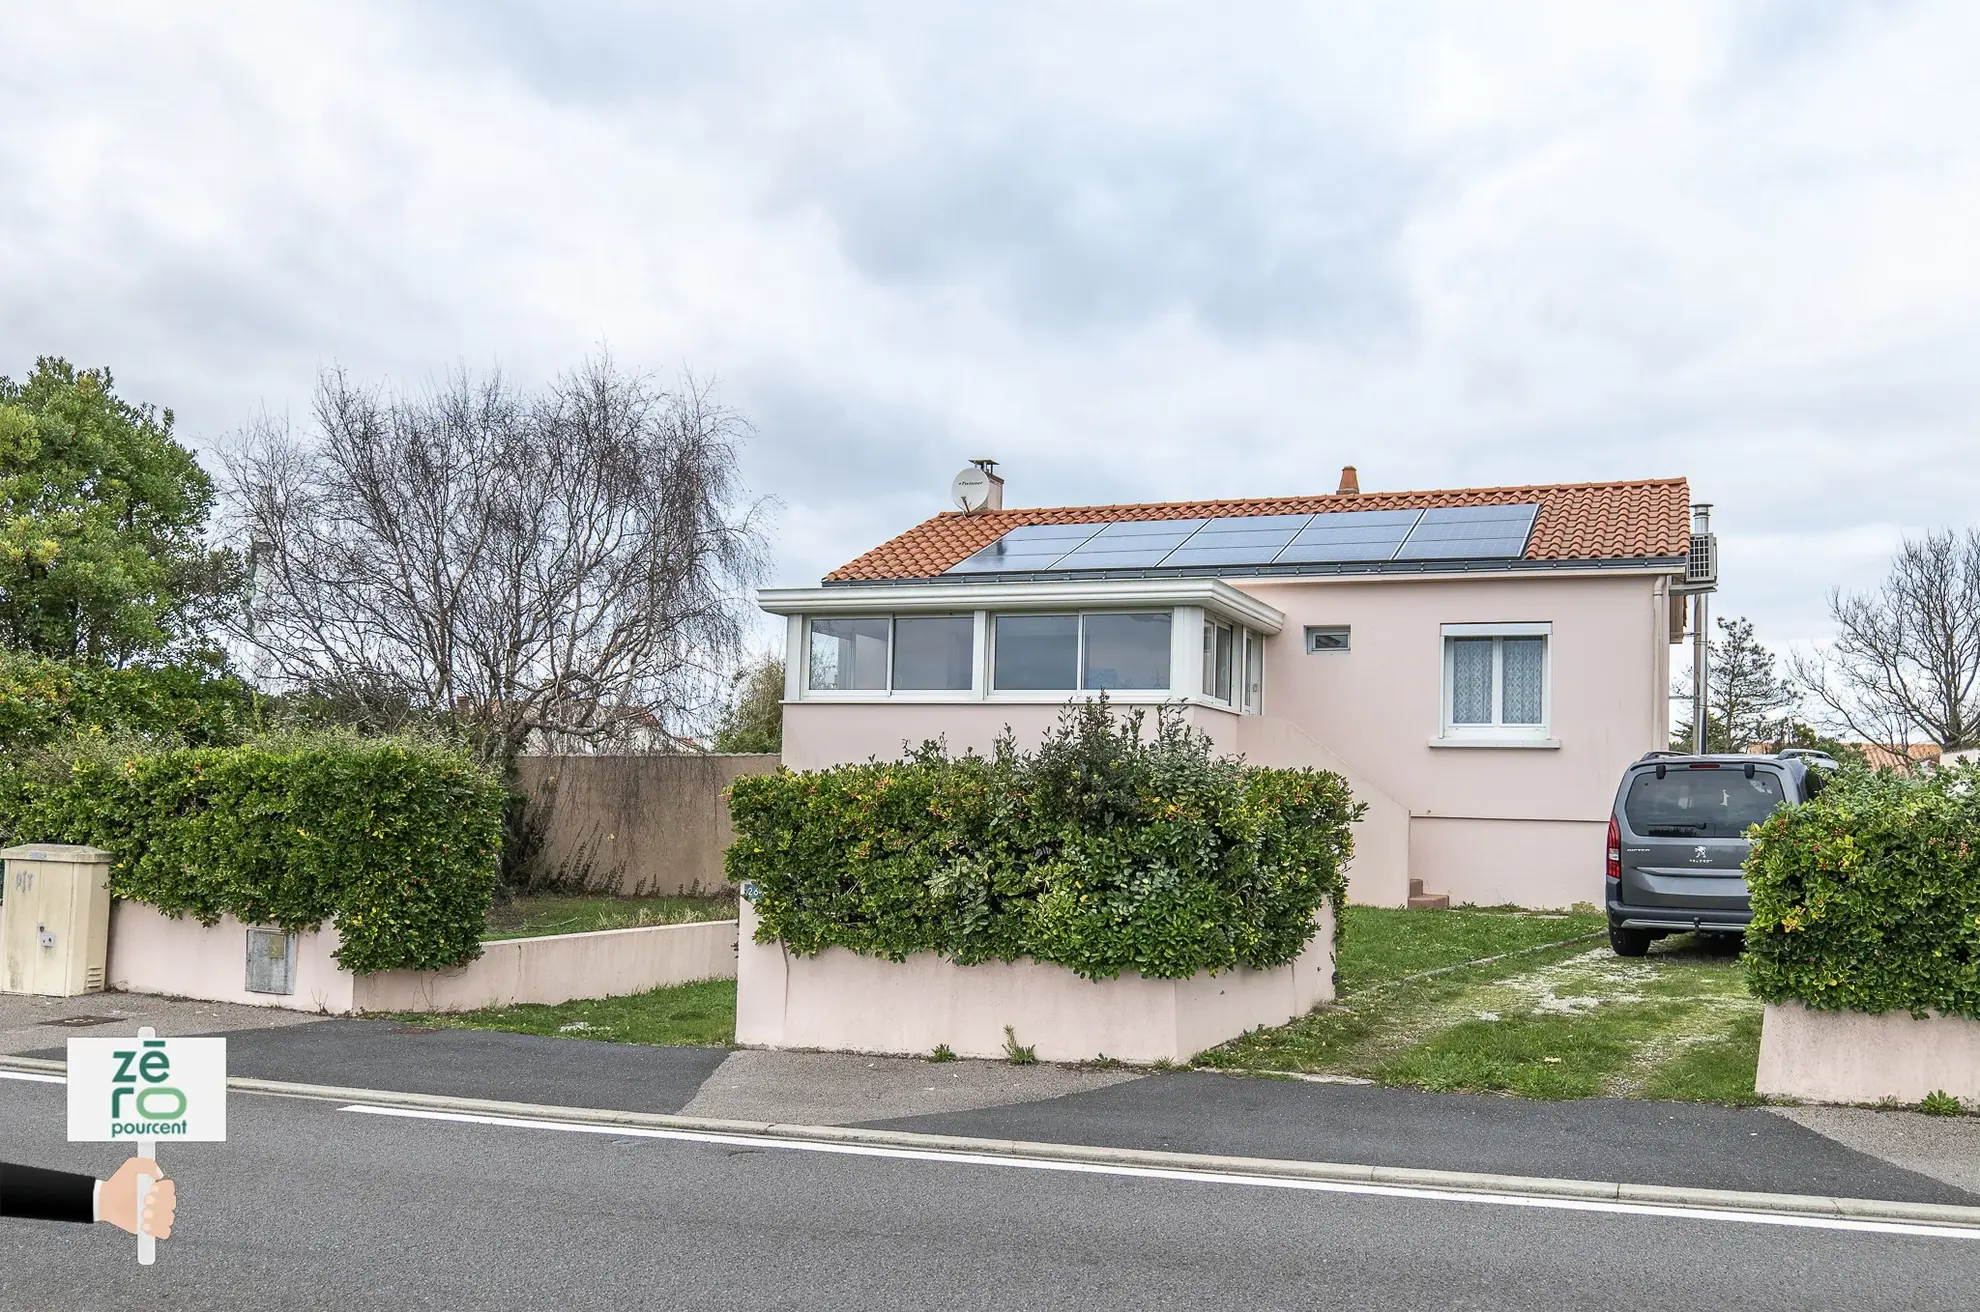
[952,466,992,512]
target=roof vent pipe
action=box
[1336,465,1360,495]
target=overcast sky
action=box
[4,2,1976,655]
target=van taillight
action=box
[1606,816,1621,881]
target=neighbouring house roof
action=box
[1745,741,1943,771]
[823,477,1692,583]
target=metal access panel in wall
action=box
[244,928,297,995]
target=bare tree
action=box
[1671,615,1798,752]
[224,356,772,771]
[1790,529,1980,752]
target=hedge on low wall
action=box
[726,701,1362,982]
[0,733,504,974]
[1745,763,1980,1020]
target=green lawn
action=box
[1334,903,1604,992]
[1199,907,1765,1104]
[483,893,737,941]
[395,979,738,1047]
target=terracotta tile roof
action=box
[824,477,1691,582]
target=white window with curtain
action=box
[1437,622,1554,746]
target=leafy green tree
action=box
[711,652,784,754]
[0,358,238,662]
[1672,615,1797,752]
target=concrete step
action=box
[1407,877,1450,910]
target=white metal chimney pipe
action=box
[1692,504,1712,753]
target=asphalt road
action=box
[5,1075,1978,1311]
[77,1020,1968,1206]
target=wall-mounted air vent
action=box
[1687,532,1717,587]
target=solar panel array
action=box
[945,505,1540,575]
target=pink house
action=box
[760,467,1695,910]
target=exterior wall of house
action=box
[778,571,1673,909]
[1236,572,1673,908]
[779,700,1240,770]
[781,700,1410,905]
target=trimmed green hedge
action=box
[1745,763,1980,1020]
[0,734,504,974]
[0,653,252,748]
[726,702,1361,981]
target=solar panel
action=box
[999,522,1111,543]
[1393,504,1538,560]
[1162,545,1294,568]
[1051,548,1177,570]
[946,522,1106,573]
[942,503,1539,576]
[1061,521,1200,552]
[1145,514,1316,567]
[1274,509,1422,564]
[1190,514,1315,533]
[1087,518,1209,538]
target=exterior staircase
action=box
[1407,878,1450,910]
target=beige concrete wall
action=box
[107,901,354,1014]
[355,919,738,1013]
[1756,1001,1980,1106]
[736,898,1332,1064]
[516,754,779,895]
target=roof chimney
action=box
[1336,465,1360,496]
[967,458,1004,511]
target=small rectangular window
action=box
[1081,612,1171,690]
[994,614,1079,690]
[808,617,889,691]
[892,615,974,691]
[1305,625,1350,653]
[1242,629,1264,714]
[1202,619,1235,702]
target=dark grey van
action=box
[1605,750,1835,956]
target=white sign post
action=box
[67,1026,226,1266]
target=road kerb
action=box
[5,1053,1977,1230]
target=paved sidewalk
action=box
[0,988,323,1054]
[678,1050,1141,1124]
[870,1071,1979,1206]
[1773,1105,1980,1196]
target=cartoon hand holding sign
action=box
[64,1026,225,1264]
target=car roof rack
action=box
[1777,748,1837,760]
[1636,750,1693,762]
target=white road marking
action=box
[341,1103,1980,1240]
[0,1069,65,1084]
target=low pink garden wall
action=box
[355,919,738,1013]
[1756,1001,1980,1106]
[104,900,738,1015]
[736,900,1334,1064]
[109,901,354,1014]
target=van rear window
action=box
[1624,769,1786,839]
